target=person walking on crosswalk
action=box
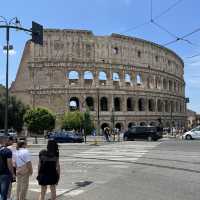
[37,139,60,200]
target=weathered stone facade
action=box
[10,29,187,130]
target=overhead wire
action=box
[153,0,184,20]
[120,0,183,34]
[163,27,200,46]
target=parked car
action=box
[48,131,84,143]
[123,126,163,141]
[0,129,17,139]
[182,126,200,140]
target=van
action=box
[123,126,163,141]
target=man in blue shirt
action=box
[0,135,15,200]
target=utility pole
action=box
[97,87,100,136]
[0,16,43,135]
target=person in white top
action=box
[15,140,33,200]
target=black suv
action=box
[123,126,163,141]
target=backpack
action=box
[0,147,7,174]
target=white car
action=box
[183,126,200,140]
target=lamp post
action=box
[97,87,100,136]
[0,16,43,135]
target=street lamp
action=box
[96,87,100,136]
[0,16,43,135]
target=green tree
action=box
[61,110,94,134]
[82,110,94,135]
[0,85,28,132]
[61,111,84,131]
[24,107,55,135]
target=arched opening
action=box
[138,98,145,111]
[128,122,136,128]
[148,99,155,112]
[99,71,107,85]
[86,97,94,111]
[136,74,142,86]
[100,97,108,111]
[149,121,157,126]
[125,73,131,86]
[101,123,110,131]
[127,97,134,111]
[149,76,154,89]
[157,99,163,112]
[164,100,169,112]
[169,80,173,91]
[84,71,93,85]
[140,122,147,126]
[163,78,167,90]
[69,97,79,111]
[68,71,79,85]
[114,97,121,111]
[113,72,120,81]
[115,123,122,131]
[171,101,175,112]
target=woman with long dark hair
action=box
[37,139,60,200]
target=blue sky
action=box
[0,0,200,112]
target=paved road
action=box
[10,139,200,200]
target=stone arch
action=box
[85,97,94,111]
[170,101,175,112]
[128,122,137,128]
[68,71,79,85]
[69,97,80,111]
[114,97,121,111]
[127,97,134,111]
[165,100,170,112]
[99,71,107,85]
[99,71,107,80]
[155,77,161,89]
[115,123,123,131]
[140,122,147,126]
[136,73,143,86]
[163,78,167,90]
[125,73,131,82]
[84,71,93,80]
[169,80,173,91]
[113,72,120,81]
[138,98,146,111]
[149,76,154,89]
[101,123,110,131]
[148,99,155,112]
[100,97,108,111]
[176,101,179,112]
[68,71,79,79]
[157,99,163,112]
[149,121,157,126]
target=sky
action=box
[0,0,200,113]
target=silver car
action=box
[183,126,200,140]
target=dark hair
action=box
[17,140,26,150]
[47,139,59,157]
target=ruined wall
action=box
[11,29,186,129]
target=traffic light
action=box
[32,21,43,45]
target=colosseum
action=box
[10,29,187,132]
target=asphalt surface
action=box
[10,138,200,200]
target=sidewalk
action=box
[27,135,123,147]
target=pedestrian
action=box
[0,135,15,200]
[15,140,33,200]
[104,127,110,142]
[6,136,17,200]
[37,139,60,200]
